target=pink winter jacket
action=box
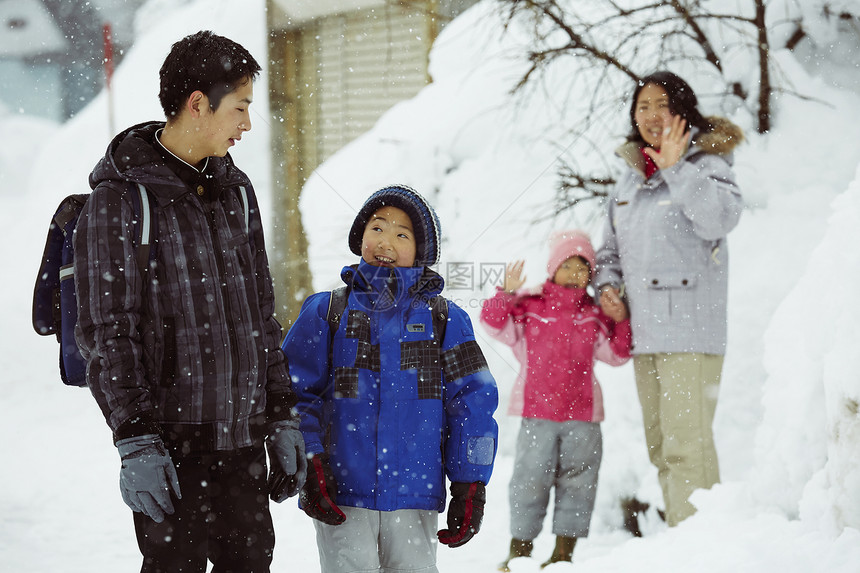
[480,281,632,422]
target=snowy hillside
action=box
[2,0,860,571]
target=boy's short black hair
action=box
[159,30,261,119]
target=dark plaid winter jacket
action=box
[74,121,295,450]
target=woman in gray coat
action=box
[594,71,743,527]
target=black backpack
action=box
[325,285,449,344]
[32,183,254,387]
[32,184,157,387]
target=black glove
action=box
[437,481,486,547]
[299,454,346,525]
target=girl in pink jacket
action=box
[480,230,631,570]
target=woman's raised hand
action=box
[645,114,690,170]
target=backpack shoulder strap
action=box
[130,183,151,245]
[237,185,250,234]
[325,286,448,344]
[327,286,349,340]
[124,183,157,272]
[326,285,350,368]
[430,296,449,344]
[53,194,89,235]
[235,185,258,253]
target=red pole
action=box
[103,23,115,136]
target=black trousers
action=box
[133,445,274,573]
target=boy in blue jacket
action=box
[282,185,499,573]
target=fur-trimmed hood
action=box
[694,116,744,154]
[616,115,744,173]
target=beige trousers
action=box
[633,353,722,526]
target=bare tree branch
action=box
[510,0,640,81]
[493,0,800,219]
[666,0,723,72]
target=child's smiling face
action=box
[553,256,590,289]
[361,206,417,268]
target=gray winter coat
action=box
[594,117,743,355]
[74,122,295,450]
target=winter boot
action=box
[498,538,533,572]
[540,536,576,568]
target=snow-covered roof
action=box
[0,0,67,57]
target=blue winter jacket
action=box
[282,261,499,512]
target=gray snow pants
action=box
[509,418,602,540]
[313,506,439,573]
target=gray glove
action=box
[266,418,307,502]
[116,434,181,523]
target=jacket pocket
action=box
[646,270,698,321]
[645,271,697,290]
[227,232,253,276]
[227,231,249,250]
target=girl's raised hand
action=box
[504,260,526,294]
[645,114,690,170]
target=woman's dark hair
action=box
[627,71,711,144]
[158,30,261,119]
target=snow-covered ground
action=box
[2,0,860,571]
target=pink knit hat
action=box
[546,230,596,279]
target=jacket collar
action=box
[541,279,589,307]
[341,261,444,308]
[88,121,250,206]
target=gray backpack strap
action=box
[133,183,154,272]
[237,185,249,234]
[136,184,151,246]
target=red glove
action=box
[299,455,346,525]
[437,482,486,547]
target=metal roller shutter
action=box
[303,4,432,162]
